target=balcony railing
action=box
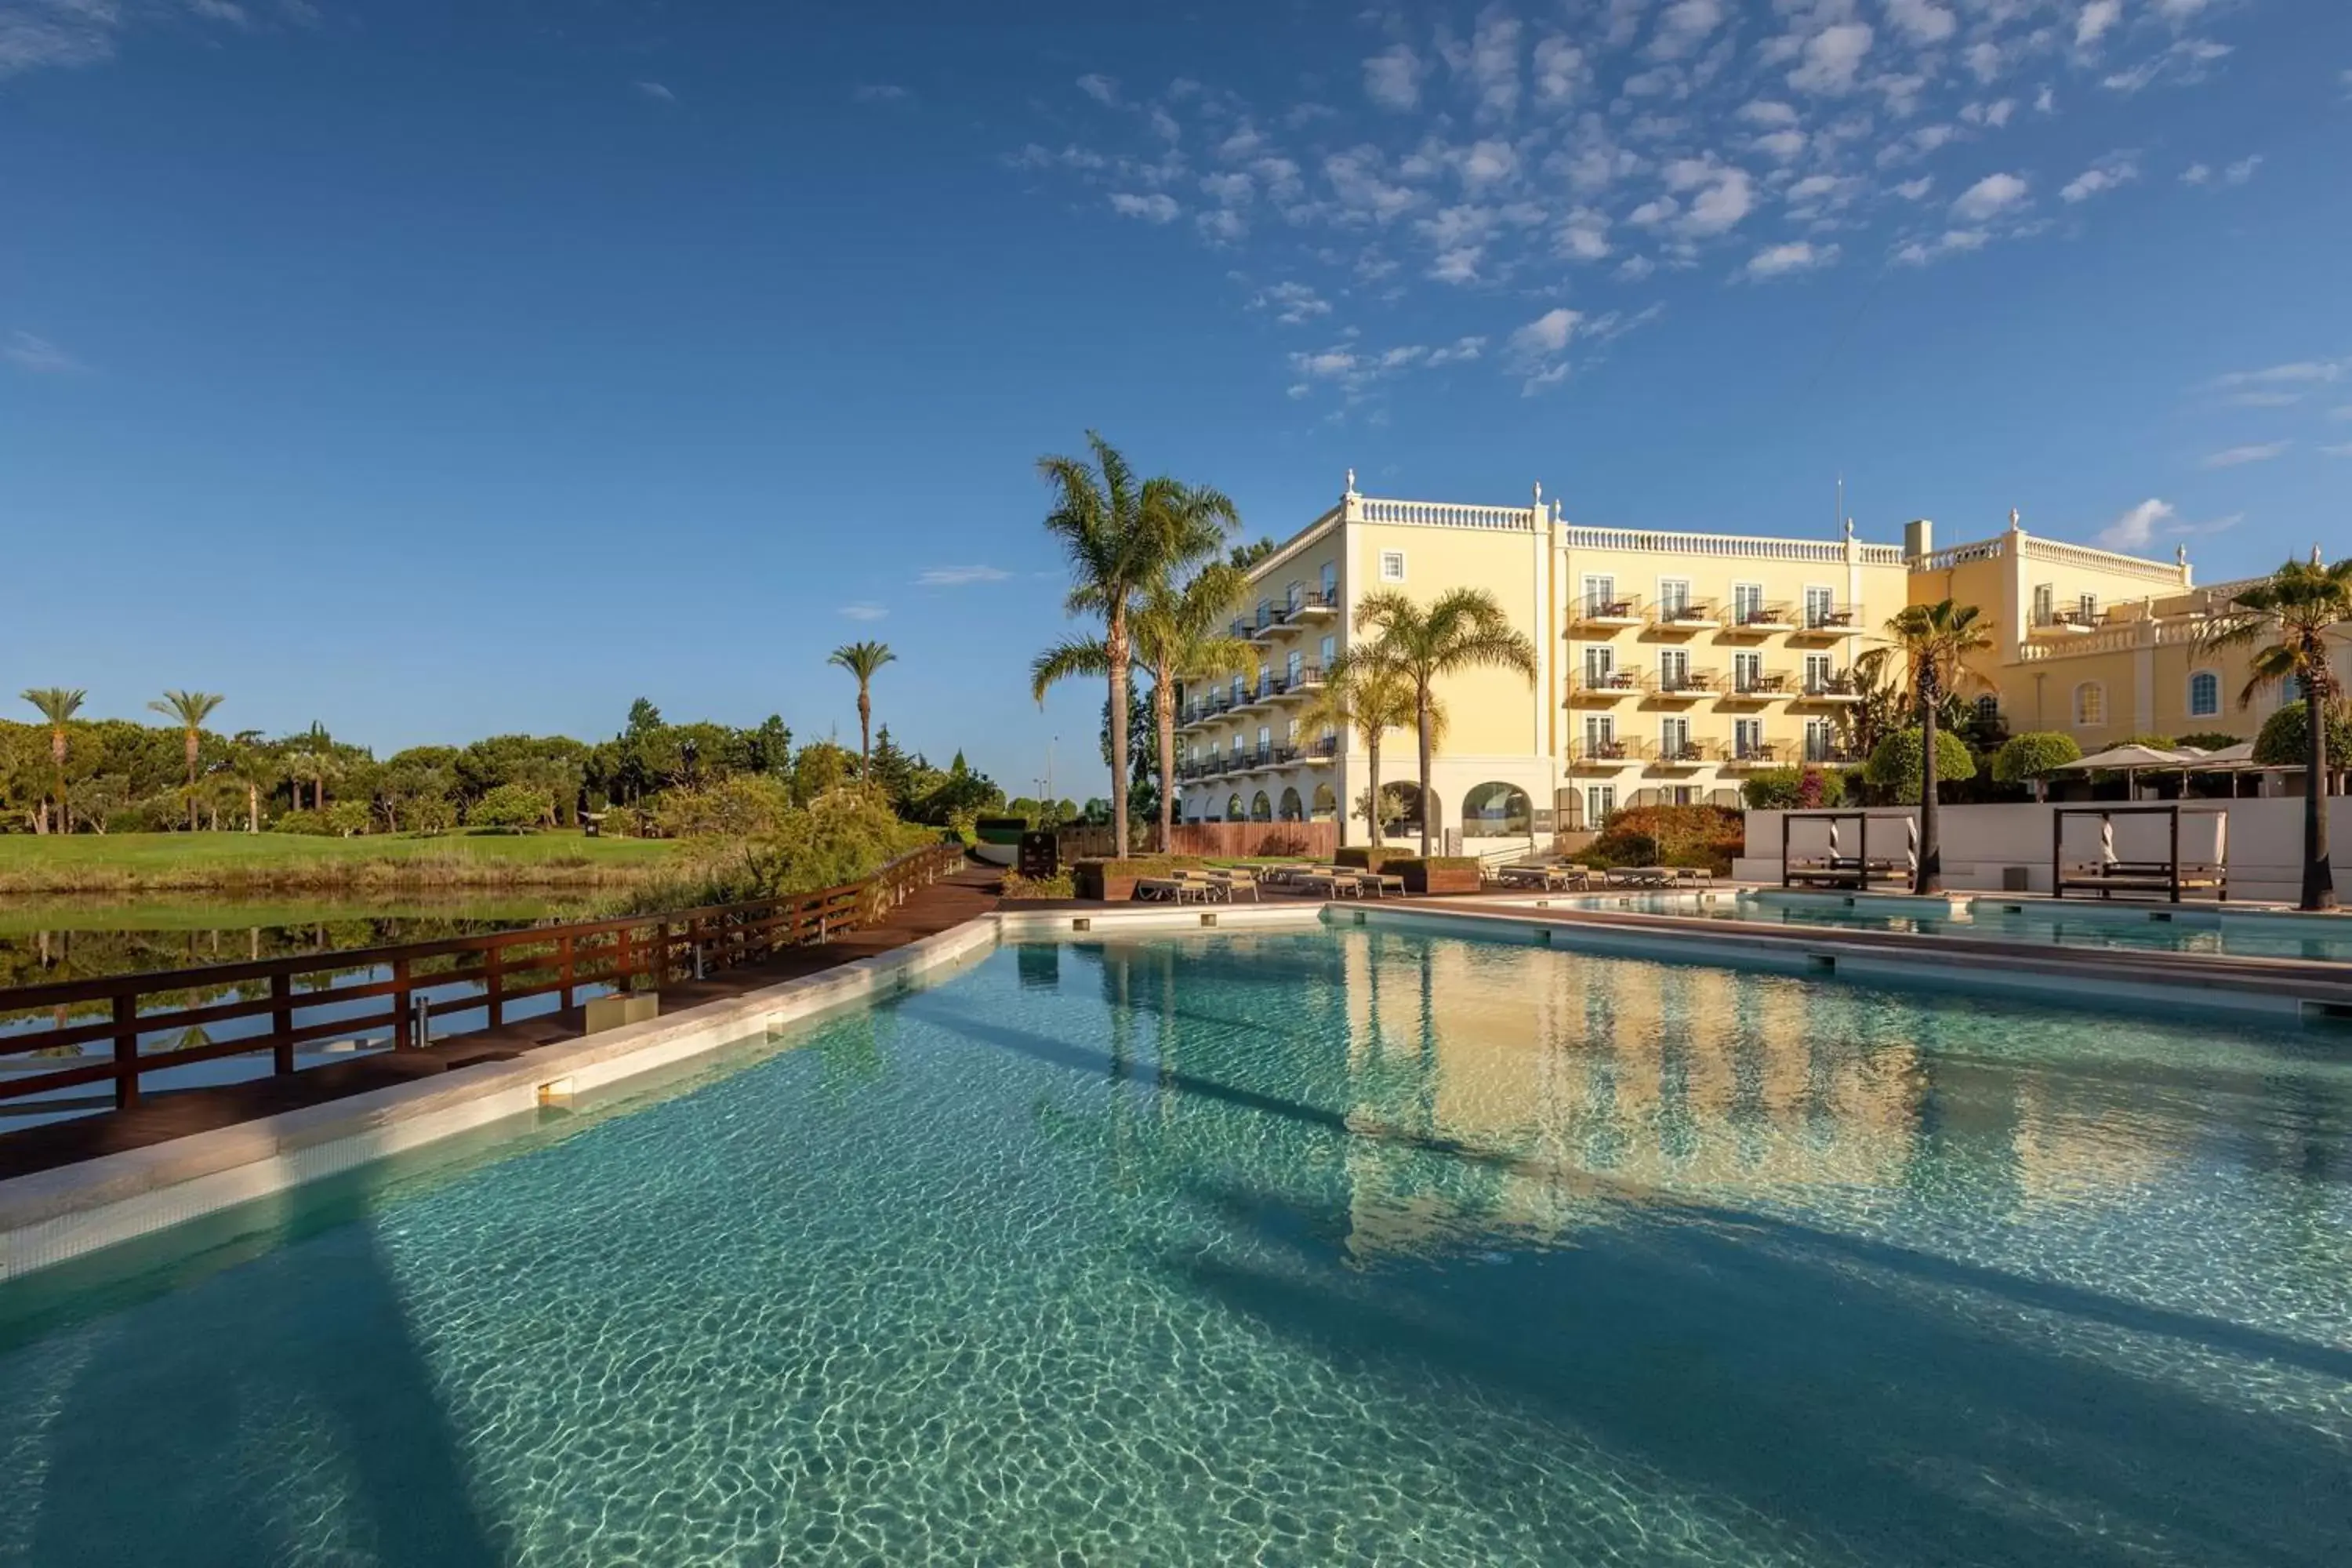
[1724,671,1791,698]
[1288,588,1339,617]
[1282,664,1325,692]
[1307,735,1338,759]
[1798,673,1860,699]
[1567,670,1644,702]
[1652,739,1719,765]
[1648,598,1719,630]
[1801,742,1862,764]
[1725,741,1783,766]
[1795,605,1860,633]
[1569,593,1644,625]
[1726,601,1795,631]
[2031,608,2101,634]
[1570,738,1645,767]
[1651,669,1720,696]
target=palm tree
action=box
[1138,564,1258,849]
[1883,599,1994,895]
[1350,590,1537,856]
[20,688,85,835]
[1296,655,1425,848]
[1032,433,1236,855]
[2201,554,2352,911]
[226,731,278,833]
[147,690,225,830]
[826,641,897,778]
[284,721,335,811]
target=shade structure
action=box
[2058,743,2194,772]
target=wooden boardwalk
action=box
[0,869,1002,1183]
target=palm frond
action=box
[1030,637,1112,705]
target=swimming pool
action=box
[2,927,2347,1565]
[1552,889,2352,963]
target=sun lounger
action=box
[1295,869,1361,898]
[1134,876,1207,903]
[1199,869,1259,902]
[1358,871,1406,898]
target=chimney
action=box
[1903,518,1933,560]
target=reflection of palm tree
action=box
[20,686,85,834]
[148,690,225,831]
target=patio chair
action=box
[1200,869,1260,902]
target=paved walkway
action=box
[0,868,1004,1182]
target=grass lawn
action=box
[0,831,686,892]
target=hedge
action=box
[1863,728,1978,799]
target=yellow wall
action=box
[1352,521,1545,757]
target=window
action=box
[1255,597,1271,629]
[1584,646,1615,685]
[1584,714,1616,753]
[1581,574,1616,615]
[1661,716,1691,753]
[1804,718,1835,761]
[2078,593,2099,626]
[1803,652,1833,693]
[1250,791,1273,822]
[1733,717,1764,757]
[1284,580,1301,612]
[1733,583,1765,624]
[1657,577,1692,617]
[1733,651,1762,691]
[2033,583,2055,626]
[1256,724,1271,752]
[1974,693,2000,723]
[1379,550,1406,582]
[1285,650,1302,683]
[2187,670,2220,717]
[2074,682,2105,726]
[1670,786,1696,807]
[1256,664,1272,698]
[1586,784,1616,825]
[1658,648,1690,689]
[1319,634,1335,666]
[1319,561,1338,600]
[1462,782,1534,835]
[1804,586,1835,627]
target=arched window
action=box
[1250,790,1274,822]
[1974,694,2000,723]
[1460,781,1534,835]
[1277,787,1305,822]
[1225,793,1244,822]
[1311,783,1338,820]
[2074,682,2105,726]
[1380,781,1425,837]
[2188,670,2221,718]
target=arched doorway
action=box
[1277,787,1305,822]
[1250,790,1274,822]
[1225,793,1244,822]
[1461,781,1533,835]
[1380,781,1426,840]
[1311,782,1338,821]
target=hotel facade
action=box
[1175,480,2336,848]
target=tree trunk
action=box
[2303,685,2335,910]
[248,782,260,833]
[1417,685,1436,858]
[186,731,199,831]
[1154,662,1177,855]
[1366,739,1384,849]
[1915,669,1944,895]
[858,690,873,775]
[1107,611,1132,856]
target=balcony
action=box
[1568,738,1646,771]
[2030,607,2101,638]
[1791,606,1864,638]
[1722,742,1786,770]
[1721,602,1797,636]
[1289,588,1339,622]
[1274,665,1323,699]
[1792,673,1861,704]
[1305,735,1338,760]
[1799,743,1864,765]
[1650,739,1720,768]
[1566,670,1644,704]
[1718,672,1795,704]
[1647,598,1720,633]
[1650,669,1721,701]
[1567,593,1645,631]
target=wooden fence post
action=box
[485,942,506,1029]
[393,956,413,1050]
[112,994,140,1110]
[559,933,576,1010]
[270,971,295,1076]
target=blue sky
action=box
[2,0,2346,793]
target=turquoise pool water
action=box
[2,928,2349,1566]
[1575,891,2352,963]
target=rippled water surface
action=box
[2,928,2349,1566]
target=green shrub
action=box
[2254,702,2352,771]
[999,870,1075,899]
[1864,728,1977,799]
[1573,804,1744,873]
[469,782,552,830]
[1795,766,1848,809]
[1991,731,2082,793]
[269,808,332,836]
[1740,768,1801,810]
[401,796,456,835]
[2178,732,2242,751]
[1334,847,1410,870]
[649,774,797,840]
[325,800,372,837]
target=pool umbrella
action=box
[2056,743,2196,800]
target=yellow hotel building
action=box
[1177,479,2328,846]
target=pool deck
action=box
[0,868,1006,1185]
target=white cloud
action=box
[1893,176,1935,201]
[1512,307,1581,357]
[1452,5,1524,120]
[1363,43,1423,111]
[1201,171,1253,205]
[1951,170,2029,220]
[853,84,910,104]
[1790,24,1875,96]
[2060,153,2138,204]
[1886,0,1956,47]
[1109,192,1180,223]
[1556,206,1612,260]
[1964,42,2003,84]
[2180,162,2212,185]
[2332,405,2352,421]
[2223,154,2261,184]
[187,0,249,24]
[2201,442,2289,468]
[1076,73,1120,106]
[917,566,1012,586]
[2210,361,2343,390]
[2321,443,2352,458]
[1739,100,1799,127]
[1753,128,1807,162]
[2074,0,2122,49]
[2098,498,2174,551]
[1650,0,1726,61]
[2223,391,2301,408]
[1895,227,1991,265]
[1532,36,1584,103]
[1670,162,1755,236]
[633,81,674,103]
[839,603,888,622]
[1744,240,1839,279]
[2,331,81,373]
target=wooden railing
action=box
[0,842,968,1114]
